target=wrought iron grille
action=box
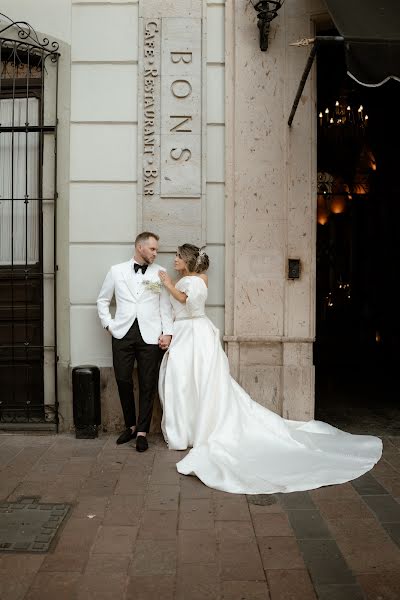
[0,14,59,427]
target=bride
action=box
[158,244,382,495]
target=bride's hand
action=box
[159,270,173,287]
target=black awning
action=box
[324,0,400,87]
[288,1,400,125]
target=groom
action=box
[96,232,173,452]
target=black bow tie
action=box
[134,263,148,274]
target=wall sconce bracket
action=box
[251,1,284,51]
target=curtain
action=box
[0,97,39,265]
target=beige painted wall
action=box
[0,0,71,43]
[68,0,226,431]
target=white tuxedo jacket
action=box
[96,260,174,343]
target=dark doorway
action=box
[314,29,400,435]
[0,22,59,427]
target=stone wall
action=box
[224,0,326,419]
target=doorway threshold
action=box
[0,423,57,433]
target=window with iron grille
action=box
[0,14,59,428]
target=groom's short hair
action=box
[135,231,159,246]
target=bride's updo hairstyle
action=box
[178,243,210,274]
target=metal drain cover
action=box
[0,497,70,552]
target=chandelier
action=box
[317,93,373,226]
[318,98,369,133]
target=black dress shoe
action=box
[136,435,148,452]
[116,428,137,445]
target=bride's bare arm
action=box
[158,270,187,303]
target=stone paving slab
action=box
[286,509,332,540]
[1,432,400,599]
[315,583,365,600]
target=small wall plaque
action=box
[288,258,301,279]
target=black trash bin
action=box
[72,365,101,438]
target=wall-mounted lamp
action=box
[250,1,284,51]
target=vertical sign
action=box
[138,3,204,247]
[142,19,161,200]
[160,18,202,197]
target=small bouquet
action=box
[142,279,163,294]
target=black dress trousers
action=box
[112,319,161,432]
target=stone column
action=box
[224,0,323,419]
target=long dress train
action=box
[158,276,382,495]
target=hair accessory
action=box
[195,246,206,266]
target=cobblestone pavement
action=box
[1,432,400,600]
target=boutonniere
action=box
[142,279,162,294]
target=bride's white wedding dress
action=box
[158,276,382,494]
